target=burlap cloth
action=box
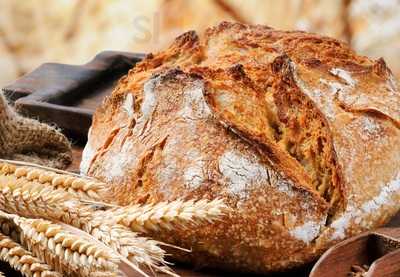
[0,93,72,169]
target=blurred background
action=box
[0,0,399,88]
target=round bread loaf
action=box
[81,22,400,273]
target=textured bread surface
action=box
[81,22,400,273]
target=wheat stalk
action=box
[59,223,148,277]
[5,212,148,277]
[100,199,229,233]
[0,162,106,201]
[0,160,229,276]
[0,171,176,274]
[0,231,62,277]
[24,239,117,277]
[87,219,177,276]
[88,271,119,277]
[0,173,94,229]
[30,246,118,277]
[0,212,119,275]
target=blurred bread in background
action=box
[222,0,349,41]
[0,0,399,88]
[0,40,19,87]
[349,0,400,78]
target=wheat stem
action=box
[0,161,223,277]
[102,199,228,233]
[0,173,93,230]
[87,220,177,276]
[0,231,62,277]
[0,173,176,275]
[0,162,107,201]
[0,212,119,275]
[60,222,147,277]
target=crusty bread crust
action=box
[81,22,400,273]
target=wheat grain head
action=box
[0,173,94,230]
[101,199,229,233]
[3,213,120,274]
[0,161,107,201]
[0,231,62,277]
[86,219,177,276]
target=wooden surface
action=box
[4,51,144,139]
[70,146,84,173]
[310,227,400,277]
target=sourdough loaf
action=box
[81,22,400,273]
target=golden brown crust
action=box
[81,22,400,273]
[86,30,203,164]
[191,63,333,209]
[86,69,330,272]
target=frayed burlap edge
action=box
[0,93,72,169]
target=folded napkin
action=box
[0,93,72,169]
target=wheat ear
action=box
[87,219,177,276]
[0,213,117,277]
[0,173,174,275]
[21,233,119,277]
[1,212,119,274]
[0,173,93,229]
[0,232,62,277]
[101,199,229,233]
[0,162,106,201]
[26,239,117,277]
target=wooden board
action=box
[3,51,145,140]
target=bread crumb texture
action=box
[82,22,400,273]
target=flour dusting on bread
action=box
[329,68,357,87]
[178,82,211,121]
[184,149,205,190]
[289,219,325,243]
[122,93,135,118]
[80,127,95,174]
[330,171,400,239]
[141,77,158,119]
[360,117,382,139]
[218,150,269,200]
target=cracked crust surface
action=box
[81,22,400,273]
